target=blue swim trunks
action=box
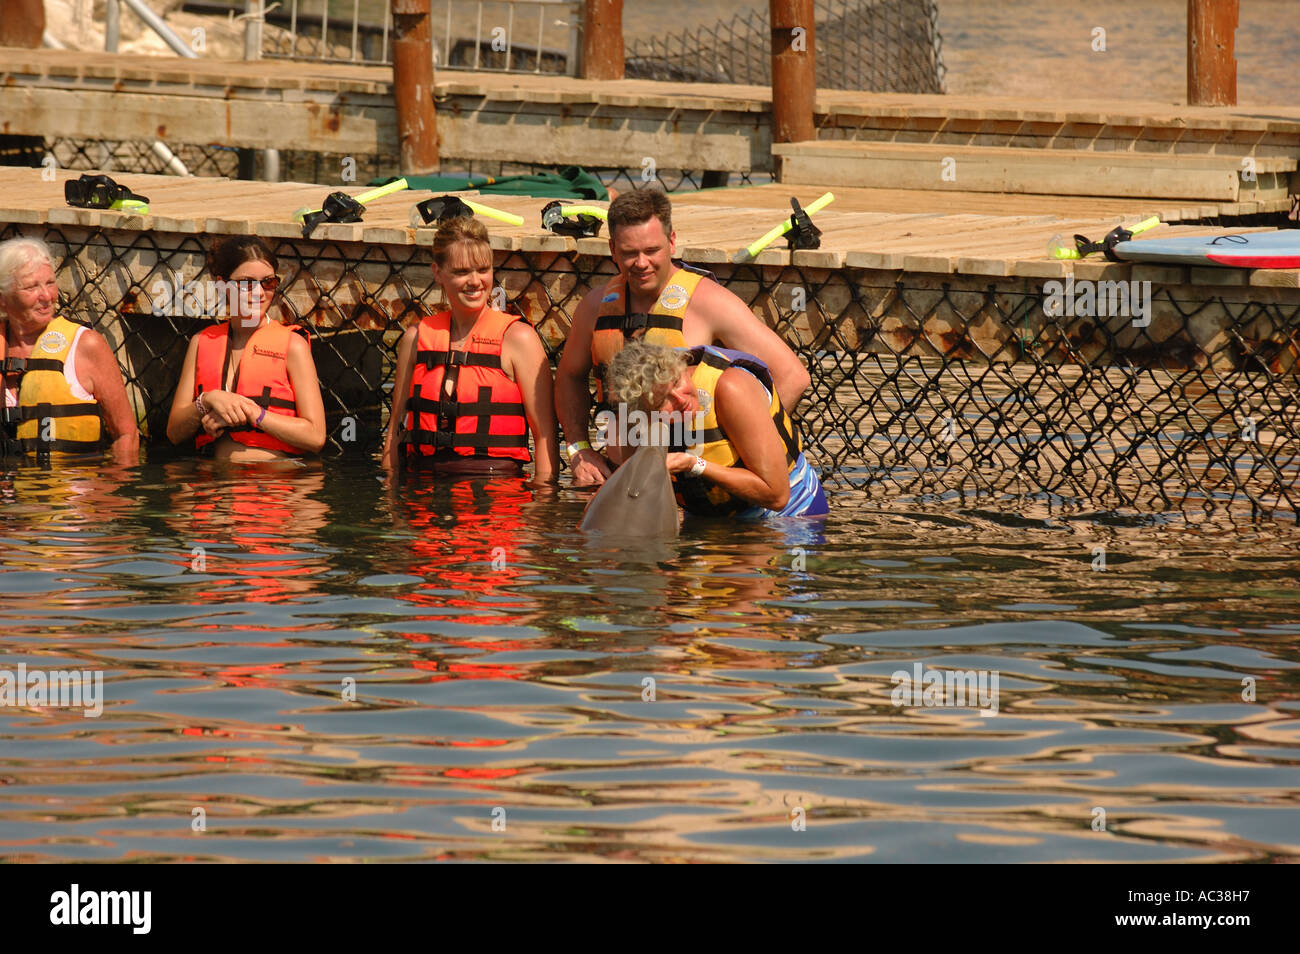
[734,453,829,519]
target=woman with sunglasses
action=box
[166,236,325,461]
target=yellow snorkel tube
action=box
[733,191,832,263]
[1050,216,1162,260]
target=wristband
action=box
[566,440,591,461]
[255,406,268,428]
[689,456,707,478]
[194,394,207,416]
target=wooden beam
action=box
[0,0,45,48]
[392,0,438,174]
[581,0,624,80]
[770,0,816,147]
[1188,0,1238,106]
[773,141,1293,201]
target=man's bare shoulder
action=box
[689,274,750,310]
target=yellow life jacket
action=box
[590,266,705,405]
[675,345,802,516]
[2,316,102,458]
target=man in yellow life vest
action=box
[555,189,810,486]
[0,237,138,464]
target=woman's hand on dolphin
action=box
[665,452,697,476]
[570,448,612,486]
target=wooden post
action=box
[391,0,439,174]
[0,0,46,48]
[771,0,816,148]
[581,0,624,80]
[1188,0,1237,106]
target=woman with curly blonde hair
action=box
[606,340,827,518]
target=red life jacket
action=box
[403,309,530,462]
[193,321,304,454]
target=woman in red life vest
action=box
[383,217,559,483]
[165,236,326,462]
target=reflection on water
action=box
[1,459,1298,862]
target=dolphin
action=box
[579,443,680,538]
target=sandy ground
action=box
[44,0,248,57]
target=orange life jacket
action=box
[403,309,530,462]
[589,265,708,404]
[193,321,304,455]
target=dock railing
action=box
[213,0,581,72]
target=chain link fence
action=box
[46,139,242,179]
[5,220,1297,521]
[627,0,944,92]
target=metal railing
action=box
[99,0,196,176]
[104,0,200,57]
[224,0,581,73]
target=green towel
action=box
[370,165,608,201]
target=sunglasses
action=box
[231,276,281,293]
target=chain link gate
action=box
[4,221,1297,522]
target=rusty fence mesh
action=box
[627,0,945,92]
[4,221,1298,522]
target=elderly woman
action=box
[166,236,325,462]
[605,340,828,518]
[0,236,138,463]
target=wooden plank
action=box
[774,140,1299,171]
[776,145,1283,201]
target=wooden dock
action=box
[4,168,1293,288]
[5,49,1300,176]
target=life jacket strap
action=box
[2,357,65,375]
[414,349,504,371]
[593,312,683,337]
